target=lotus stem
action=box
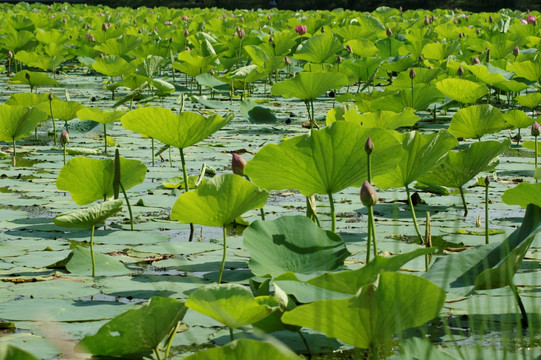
[218,225,227,284]
[119,182,134,231]
[311,100,316,130]
[163,320,180,360]
[179,147,195,242]
[485,182,490,244]
[90,224,96,277]
[49,98,57,146]
[406,185,424,244]
[304,101,312,133]
[12,138,16,167]
[510,282,528,329]
[63,143,66,165]
[366,215,372,264]
[298,330,312,357]
[306,195,320,226]
[259,208,265,220]
[229,327,234,342]
[425,211,432,271]
[328,192,336,233]
[103,124,108,155]
[154,348,163,360]
[169,147,173,167]
[151,138,155,167]
[459,186,468,217]
[535,136,538,183]
[368,204,377,258]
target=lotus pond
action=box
[0,2,540,360]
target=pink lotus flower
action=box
[165,20,172,25]
[295,25,307,35]
[521,19,528,25]
[98,13,105,17]
[527,15,537,25]
[182,16,188,21]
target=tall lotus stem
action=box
[120,182,134,231]
[410,68,416,108]
[151,138,155,167]
[361,180,378,262]
[532,121,539,183]
[365,137,373,182]
[328,192,336,232]
[459,186,468,217]
[11,138,16,167]
[90,224,96,277]
[103,124,108,155]
[48,93,57,146]
[484,176,490,244]
[425,212,432,271]
[179,148,195,241]
[510,282,528,329]
[218,225,227,284]
[406,184,424,244]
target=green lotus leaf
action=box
[400,85,444,110]
[95,34,143,57]
[135,55,165,78]
[77,297,186,356]
[0,105,48,143]
[8,70,57,87]
[507,60,541,82]
[14,50,63,71]
[76,107,126,125]
[419,140,510,189]
[186,283,278,328]
[502,183,541,209]
[333,108,419,130]
[65,246,131,276]
[502,110,535,129]
[36,100,84,121]
[239,99,277,124]
[170,174,269,227]
[151,78,175,94]
[0,344,38,360]
[92,55,134,78]
[56,156,147,205]
[2,30,35,51]
[54,199,123,228]
[271,71,349,101]
[173,50,217,78]
[389,68,442,89]
[183,338,301,360]
[374,130,458,190]
[245,122,401,196]
[515,92,541,109]
[467,63,513,85]
[435,78,488,104]
[523,140,541,155]
[121,107,233,149]
[281,272,445,349]
[4,93,50,106]
[448,104,506,140]
[195,73,230,91]
[294,34,343,64]
[421,41,460,61]
[243,216,350,277]
[344,38,379,58]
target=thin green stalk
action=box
[63,143,66,165]
[485,182,489,244]
[163,321,180,360]
[103,124,108,155]
[229,327,234,342]
[367,153,372,183]
[535,136,538,183]
[304,101,312,133]
[459,186,468,217]
[90,224,96,277]
[218,225,227,284]
[406,185,424,244]
[49,99,57,146]
[12,138,16,167]
[298,330,312,357]
[425,211,431,271]
[411,77,414,108]
[179,148,194,242]
[366,211,372,264]
[259,208,265,220]
[368,205,377,258]
[328,192,336,233]
[510,282,528,329]
[154,347,163,360]
[120,182,134,231]
[310,100,315,130]
[151,138,155,167]
[169,147,173,167]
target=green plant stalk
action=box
[169,147,173,167]
[459,186,468,217]
[368,205,377,258]
[411,77,414,109]
[103,124,108,155]
[49,99,57,146]
[367,153,372,183]
[179,148,195,242]
[510,282,528,329]
[63,143,66,165]
[366,211,372,264]
[535,135,538,183]
[259,208,265,220]
[154,347,163,360]
[328,192,336,233]
[425,211,431,271]
[163,320,180,360]
[245,175,266,221]
[120,182,134,231]
[485,182,489,244]
[218,225,227,284]
[298,330,312,357]
[90,224,96,277]
[405,185,424,244]
[229,327,234,342]
[151,138,155,167]
[12,138,16,167]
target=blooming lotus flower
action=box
[521,19,528,25]
[527,15,537,25]
[295,25,307,35]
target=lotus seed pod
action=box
[360,180,378,207]
[409,68,416,79]
[532,121,540,137]
[365,137,374,155]
[231,153,246,176]
[457,66,465,76]
[386,27,392,37]
[60,130,69,145]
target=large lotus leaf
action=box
[0,344,38,360]
[502,183,541,208]
[502,110,535,129]
[435,78,488,104]
[337,108,419,129]
[274,248,434,303]
[186,284,278,328]
[56,157,147,205]
[173,51,217,78]
[195,73,230,91]
[54,199,123,228]
[423,204,541,296]
[281,272,445,349]
[271,71,349,101]
[239,99,277,124]
[419,140,510,189]
[448,104,506,140]
[467,63,514,85]
[14,50,63,71]
[400,85,444,110]
[374,130,458,190]
[4,93,50,106]
[121,107,233,149]
[8,70,57,86]
[136,56,165,78]
[170,174,268,227]
[507,60,541,82]
[245,122,400,196]
[390,68,442,89]
[36,100,84,121]
[151,79,175,94]
[243,216,350,277]
[183,338,301,360]
[492,79,529,93]
[92,55,134,77]
[345,38,379,58]
[77,297,186,356]
[95,34,143,57]
[515,92,541,109]
[0,105,48,143]
[65,246,131,276]
[76,107,126,125]
[294,34,343,64]
[421,42,460,61]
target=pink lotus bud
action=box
[232,153,246,176]
[25,72,30,80]
[269,35,274,43]
[48,92,53,101]
[7,50,12,58]
[386,27,392,37]
[98,13,104,17]
[138,28,142,33]
[527,15,537,25]
[182,16,188,21]
[489,15,493,23]
[476,28,481,34]
[295,25,307,35]
[472,56,480,64]
[185,46,190,51]
[63,17,67,23]
[238,28,245,38]
[532,121,540,137]
[360,180,378,207]
[409,68,416,79]
[513,45,519,56]
[99,53,104,58]
[184,28,189,37]
[102,22,108,31]
[336,55,342,64]
[210,69,215,75]
[133,19,137,25]
[240,17,244,22]
[457,66,464,76]
[521,19,528,25]
[60,130,69,145]
[418,55,424,62]
[169,37,173,43]
[459,32,464,38]
[365,137,374,155]
[424,15,430,25]
[346,44,352,53]
[484,175,490,186]
[284,56,290,65]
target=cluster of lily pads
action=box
[0,2,540,360]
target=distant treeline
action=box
[4,0,541,11]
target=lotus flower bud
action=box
[484,175,490,186]
[238,28,245,38]
[521,19,527,25]
[472,56,480,64]
[182,15,188,21]
[386,27,392,37]
[346,44,352,53]
[102,22,108,31]
[138,28,142,33]
[185,46,190,51]
[240,17,244,22]
[284,56,290,65]
[295,25,307,35]
[184,27,189,37]
[513,46,519,56]
[360,180,378,207]
[459,32,464,38]
[7,50,12,58]
[532,121,540,137]
[210,69,215,75]
[63,17,67,23]
[489,15,493,23]
[409,68,416,79]
[336,55,342,64]
[133,19,137,25]
[269,35,274,43]
[25,72,30,80]
[424,15,430,25]
[48,92,53,101]
[399,6,403,11]
[321,27,325,33]
[527,15,537,25]
[364,137,374,155]
[60,130,69,146]
[99,53,104,58]
[457,66,464,76]
[418,55,424,62]
[231,153,246,176]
